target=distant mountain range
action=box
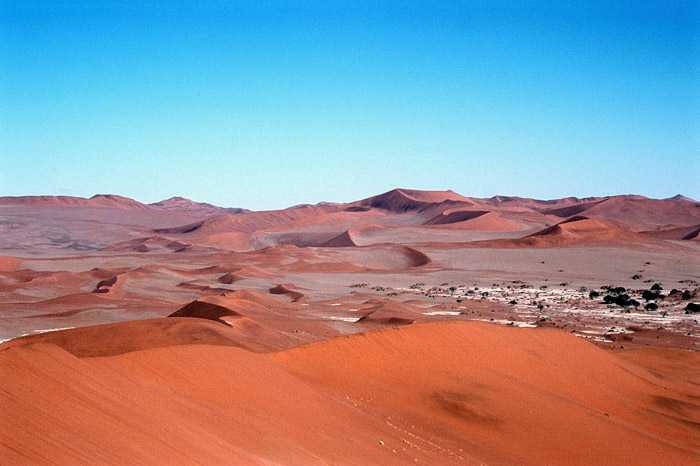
[2,189,698,251]
[1,188,696,215]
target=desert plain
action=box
[1,188,699,465]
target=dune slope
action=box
[1,321,698,465]
[274,321,700,465]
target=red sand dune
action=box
[0,317,252,357]
[168,299,242,325]
[320,224,399,247]
[155,205,341,236]
[320,227,436,267]
[540,199,608,218]
[470,194,700,233]
[531,216,649,241]
[423,209,491,225]
[92,275,118,293]
[0,255,22,271]
[264,240,432,270]
[355,300,424,326]
[269,284,306,302]
[273,321,700,465]
[362,244,432,268]
[320,228,359,247]
[353,188,473,213]
[260,209,384,233]
[103,235,192,252]
[2,320,698,464]
[176,294,277,318]
[666,194,698,203]
[216,272,239,284]
[474,216,660,248]
[191,231,254,251]
[150,196,249,216]
[0,341,403,464]
[169,294,324,350]
[569,197,700,230]
[0,194,152,210]
[27,189,689,254]
[216,265,274,284]
[6,270,93,290]
[641,224,700,241]
[475,194,607,209]
[424,209,524,231]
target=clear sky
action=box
[1,1,698,210]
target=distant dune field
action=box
[1,189,699,464]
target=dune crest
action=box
[269,284,306,302]
[354,188,472,213]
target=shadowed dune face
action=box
[541,200,607,218]
[642,224,700,241]
[352,188,473,213]
[423,209,490,225]
[320,228,358,247]
[168,300,241,325]
[269,284,306,302]
[355,300,423,326]
[1,321,698,465]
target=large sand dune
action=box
[353,188,473,213]
[0,194,152,210]
[1,320,698,464]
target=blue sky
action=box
[1,1,698,209]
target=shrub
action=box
[644,303,658,311]
[685,303,700,314]
[603,294,637,308]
